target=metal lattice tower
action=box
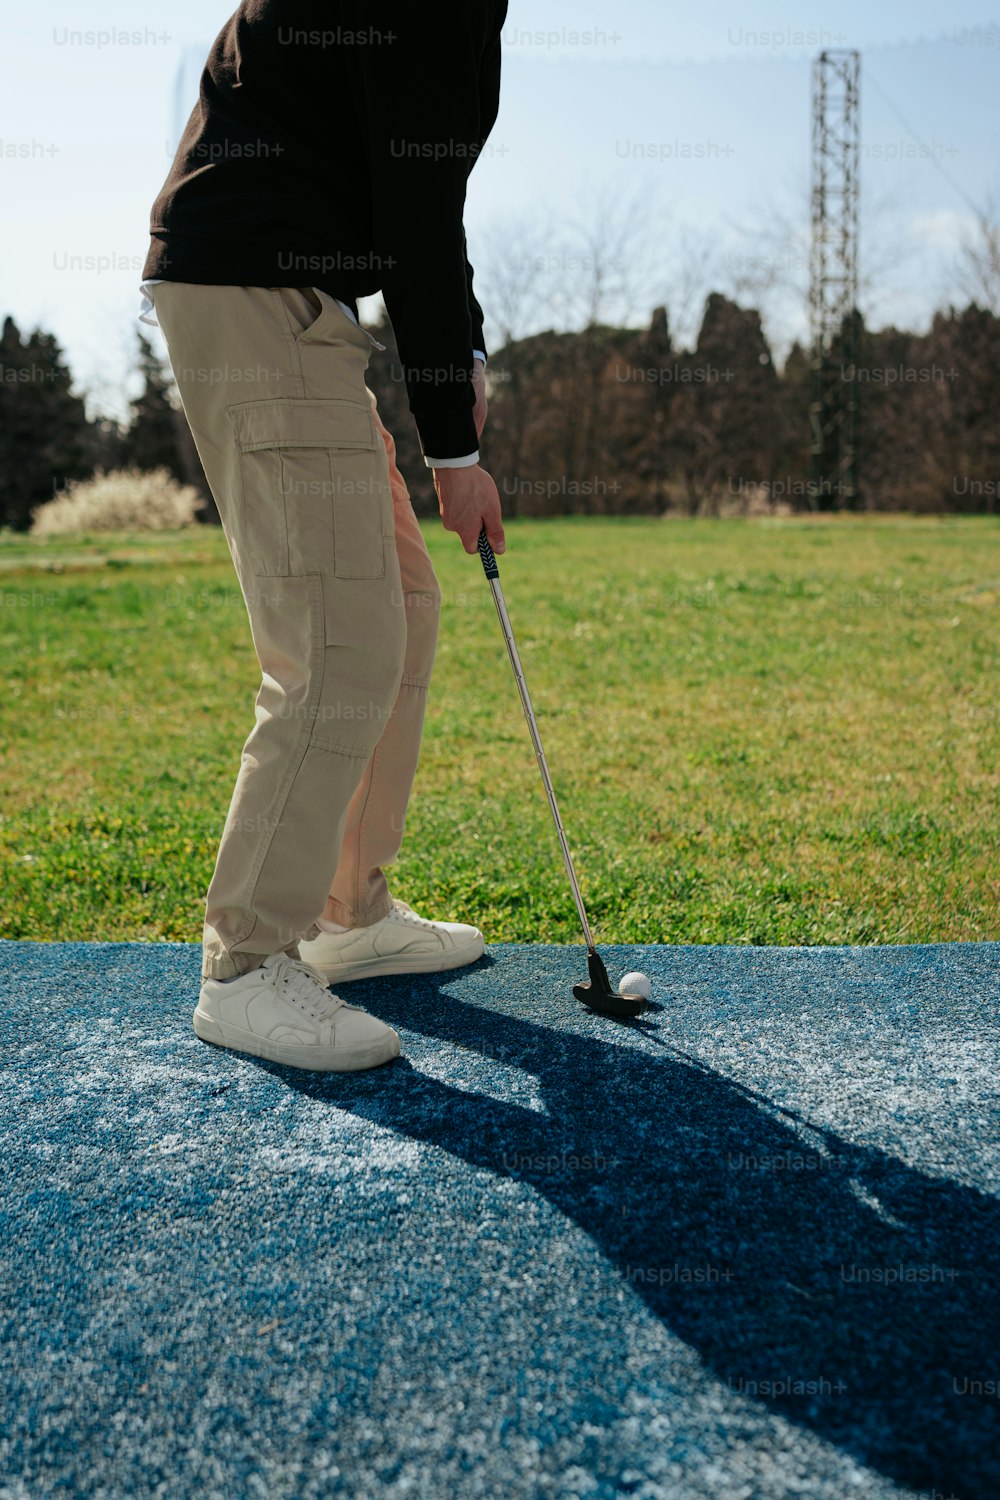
[809,49,861,509]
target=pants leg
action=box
[152,281,406,979]
[312,393,442,930]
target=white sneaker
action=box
[193,951,401,1072]
[298,899,485,984]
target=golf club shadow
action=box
[272,971,998,1498]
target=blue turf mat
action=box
[1,939,998,1499]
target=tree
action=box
[362,308,437,518]
[773,340,813,502]
[120,330,216,521]
[922,304,1000,513]
[122,332,184,475]
[669,294,779,514]
[626,305,677,515]
[954,201,1000,316]
[474,212,556,518]
[0,317,92,530]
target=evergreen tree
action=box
[120,329,217,521]
[670,294,779,514]
[121,331,184,475]
[774,340,813,504]
[0,317,92,530]
[631,305,675,515]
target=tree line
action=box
[1,290,997,531]
[367,293,999,518]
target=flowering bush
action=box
[31,468,202,536]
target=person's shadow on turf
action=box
[277,971,998,1499]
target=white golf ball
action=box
[618,970,652,1000]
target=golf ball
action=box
[618,971,652,1000]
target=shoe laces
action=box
[390,899,436,931]
[271,953,345,1020]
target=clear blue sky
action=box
[1,0,997,419]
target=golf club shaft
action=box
[477,528,595,952]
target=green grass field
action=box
[1,515,996,946]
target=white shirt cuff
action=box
[424,449,480,469]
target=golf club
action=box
[476,527,647,1021]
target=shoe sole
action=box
[191,1008,401,1072]
[305,931,486,985]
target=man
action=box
[139,2,507,1073]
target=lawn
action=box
[1,514,996,945]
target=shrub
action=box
[30,467,202,536]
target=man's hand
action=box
[432,464,505,556]
[472,358,488,439]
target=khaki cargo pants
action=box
[152,282,441,980]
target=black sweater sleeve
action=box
[348,2,493,458]
[465,233,487,360]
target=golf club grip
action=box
[477,526,499,579]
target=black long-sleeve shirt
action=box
[142,0,507,460]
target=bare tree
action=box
[954,197,1000,314]
[478,187,663,502]
[718,172,918,363]
[475,210,555,351]
[650,223,726,353]
[474,212,558,512]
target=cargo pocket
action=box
[227,397,389,579]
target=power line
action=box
[865,66,983,218]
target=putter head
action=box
[573,948,647,1020]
